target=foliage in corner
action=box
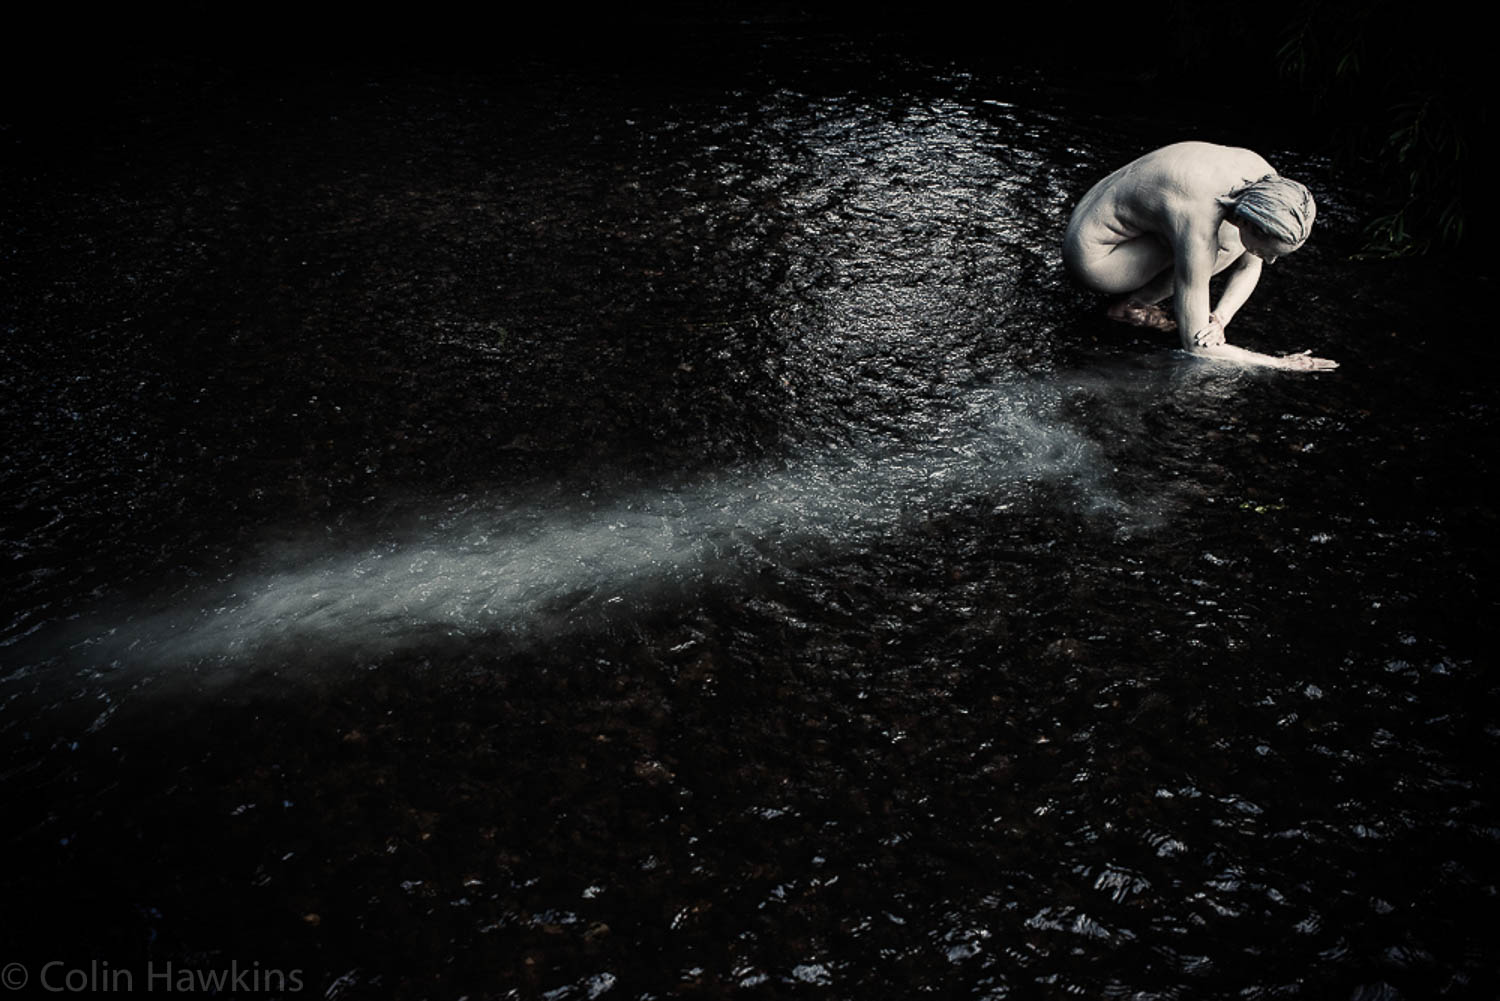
[1275,0,1478,258]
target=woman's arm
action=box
[1171,226,1217,349]
[1211,253,1262,326]
[1174,239,1333,369]
[1191,343,1338,370]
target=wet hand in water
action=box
[1281,350,1338,371]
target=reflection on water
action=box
[2,34,1495,1001]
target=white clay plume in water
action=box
[70,380,1130,681]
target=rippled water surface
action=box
[3,31,1495,1000]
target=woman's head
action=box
[1219,174,1317,256]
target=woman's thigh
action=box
[1064,233,1172,295]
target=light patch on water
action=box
[770,90,1073,390]
[69,379,1130,678]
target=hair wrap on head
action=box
[1219,174,1316,248]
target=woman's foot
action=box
[1106,299,1176,332]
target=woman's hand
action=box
[1191,313,1226,347]
[1277,350,1338,371]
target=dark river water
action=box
[3,28,1496,1000]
